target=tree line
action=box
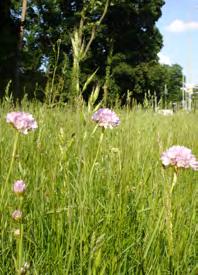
[0,0,183,105]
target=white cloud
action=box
[158,53,172,65]
[166,19,198,32]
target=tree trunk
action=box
[15,0,27,104]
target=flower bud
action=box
[13,180,26,196]
[12,210,22,221]
[13,228,20,238]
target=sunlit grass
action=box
[0,102,197,274]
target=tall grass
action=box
[0,102,197,274]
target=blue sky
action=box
[157,0,198,85]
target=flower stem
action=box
[1,132,19,201]
[16,197,24,275]
[171,169,178,194]
[165,169,177,272]
[89,129,104,182]
[17,223,23,275]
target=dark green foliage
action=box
[0,0,184,104]
[165,64,183,102]
[0,1,18,97]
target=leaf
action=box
[82,68,99,93]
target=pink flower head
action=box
[6,111,38,134]
[12,210,22,221]
[13,180,26,195]
[92,108,120,129]
[161,145,198,170]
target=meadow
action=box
[0,101,197,274]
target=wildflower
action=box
[13,180,26,196]
[92,108,120,129]
[6,111,38,134]
[161,145,198,170]
[12,210,22,221]
[13,228,20,238]
[20,262,30,274]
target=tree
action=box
[165,64,183,102]
[81,0,166,103]
[0,1,18,97]
[0,0,183,106]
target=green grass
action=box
[0,102,197,274]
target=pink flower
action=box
[92,108,120,129]
[13,180,26,195]
[6,111,38,134]
[12,210,22,221]
[161,146,198,170]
